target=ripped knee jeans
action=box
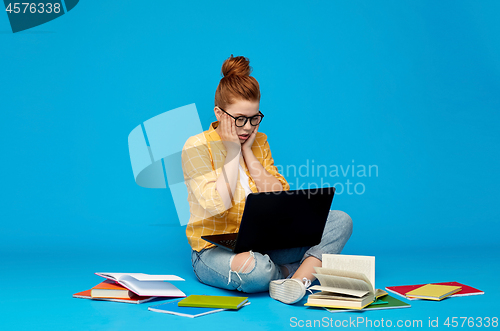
[191,248,284,293]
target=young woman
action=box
[181,55,353,304]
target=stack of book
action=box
[386,281,484,301]
[305,254,411,312]
[73,272,186,304]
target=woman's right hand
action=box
[218,112,241,154]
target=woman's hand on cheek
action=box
[219,113,241,153]
[242,123,259,152]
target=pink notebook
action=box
[386,282,483,300]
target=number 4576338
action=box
[5,3,61,14]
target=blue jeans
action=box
[190,210,353,293]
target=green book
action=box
[325,295,410,313]
[178,295,248,310]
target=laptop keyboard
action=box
[220,239,237,248]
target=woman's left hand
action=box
[241,123,259,152]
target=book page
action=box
[322,254,375,290]
[314,273,373,294]
[308,293,366,302]
[375,289,388,298]
[314,267,373,292]
[309,285,369,297]
[118,276,186,297]
[96,273,184,282]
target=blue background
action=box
[1,1,499,330]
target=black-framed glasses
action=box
[218,107,264,127]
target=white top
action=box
[239,163,253,198]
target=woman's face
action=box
[215,99,260,144]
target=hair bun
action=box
[221,55,252,78]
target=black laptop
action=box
[201,187,335,254]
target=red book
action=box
[385,282,484,300]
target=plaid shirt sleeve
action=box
[181,135,229,217]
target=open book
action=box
[305,254,387,310]
[95,272,185,298]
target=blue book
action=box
[148,299,224,318]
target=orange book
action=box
[73,289,155,304]
[91,280,135,299]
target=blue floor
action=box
[3,225,498,331]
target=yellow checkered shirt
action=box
[182,121,290,251]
